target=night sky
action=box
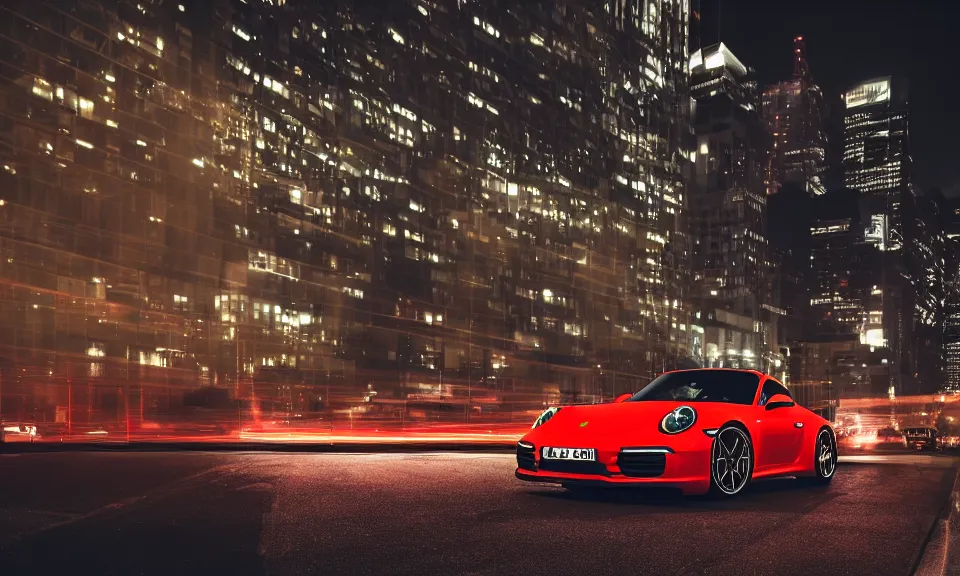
[696,0,956,195]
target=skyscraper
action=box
[945,300,960,392]
[762,37,827,196]
[800,189,896,404]
[690,43,765,308]
[841,76,927,393]
[807,190,881,340]
[905,191,950,392]
[688,43,782,376]
[843,76,910,251]
[943,199,960,392]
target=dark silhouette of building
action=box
[906,190,950,392]
[767,184,813,347]
[762,37,827,196]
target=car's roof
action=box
[662,368,766,377]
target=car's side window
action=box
[758,379,792,406]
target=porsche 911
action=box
[515,368,837,497]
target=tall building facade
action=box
[762,37,827,196]
[945,290,960,392]
[809,219,868,338]
[805,189,904,400]
[688,43,782,378]
[843,76,910,251]
[840,77,941,394]
[0,0,694,427]
[906,192,949,392]
[690,42,766,308]
[943,199,960,392]
[807,190,886,342]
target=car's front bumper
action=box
[907,440,938,450]
[515,438,713,495]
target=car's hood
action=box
[530,401,699,441]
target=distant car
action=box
[0,421,38,442]
[877,427,903,445]
[902,427,939,451]
[516,369,838,498]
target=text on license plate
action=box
[541,447,596,461]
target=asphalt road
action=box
[0,452,956,576]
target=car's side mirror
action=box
[765,394,795,411]
[614,393,632,403]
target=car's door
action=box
[753,379,805,471]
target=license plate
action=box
[541,447,596,461]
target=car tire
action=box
[809,427,837,485]
[708,424,753,498]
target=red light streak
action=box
[22,426,528,445]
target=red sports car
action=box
[515,369,837,497]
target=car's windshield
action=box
[628,370,760,405]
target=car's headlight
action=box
[660,406,697,434]
[533,407,561,429]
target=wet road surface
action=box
[0,452,955,576]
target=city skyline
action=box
[0,0,953,436]
[1,6,958,576]
[696,0,957,197]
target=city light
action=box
[0,5,957,576]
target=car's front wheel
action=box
[709,424,753,498]
[809,427,837,485]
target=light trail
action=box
[19,426,529,445]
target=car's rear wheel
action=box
[809,427,837,485]
[709,424,753,498]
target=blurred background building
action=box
[0,0,952,438]
[0,0,696,429]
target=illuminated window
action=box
[343,287,364,299]
[232,25,251,41]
